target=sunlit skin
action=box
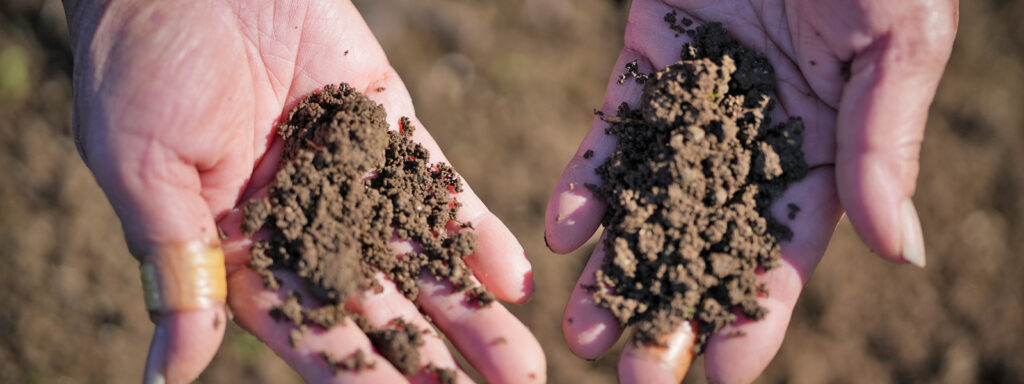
[547,0,957,383]
[64,1,543,383]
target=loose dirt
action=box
[366,318,425,375]
[427,363,459,384]
[241,84,490,374]
[590,21,808,351]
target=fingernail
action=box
[900,198,926,268]
[143,323,168,384]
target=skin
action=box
[63,0,543,383]
[546,0,957,383]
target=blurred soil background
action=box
[0,0,1021,383]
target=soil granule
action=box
[590,21,808,351]
[323,350,375,373]
[242,84,492,374]
[366,319,425,375]
[426,364,459,384]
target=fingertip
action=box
[702,299,790,384]
[561,299,620,360]
[547,46,651,254]
[835,27,944,268]
[562,245,623,359]
[505,335,547,384]
[146,308,227,384]
[545,148,610,254]
[462,214,534,304]
[143,323,168,384]
[618,323,696,384]
[510,269,535,305]
[415,276,545,384]
[618,355,678,384]
[837,154,913,265]
[618,351,682,384]
[899,198,926,268]
[544,177,604,254]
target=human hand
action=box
[64,1,543,383]
[545,0,957,382]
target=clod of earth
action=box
[366,319,425,375]
[591,21,808,351]
[427,364,459,384]
[323,350,375,373]
[242,83,493,374]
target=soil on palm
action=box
[590,20,808,351]
[241,84,487,375]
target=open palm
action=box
[545,0,956,382]
[67,1,542,383]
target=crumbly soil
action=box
[590,21,808,350]
[323,350,375,373]
[241,84,492,374]
[427,364,459,384]
[366,319,425,375]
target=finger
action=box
[543,0,699,255]
[143,308,226,384]
[835,3,956,267]
[70,5,259,381]
[543,48,647,254]
[347,272,475,383]
[137,242,229,384]
[83,151,228,384]
[218,133,508,384]
[364,74,534,303]
[702,167,842,383]
[612,168,842,383]
[618,322,697,384]
[227,269,410,384]
[562,239,625,359]
[416,273,546,384]
[220,198,461,383]
[454,180,535,304]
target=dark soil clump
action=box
[590,22,808,351]
[426,364,459,384]
[366,319,425,375]
[618,60,650,85]
[323,350,375,373]
[242,84,491,374]
[664,10,694,37]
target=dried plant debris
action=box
[590,21,808,351]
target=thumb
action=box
[835,5,957,267]
[85,139,228,384]
[65,3,248,382]
[84,135,228,384]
